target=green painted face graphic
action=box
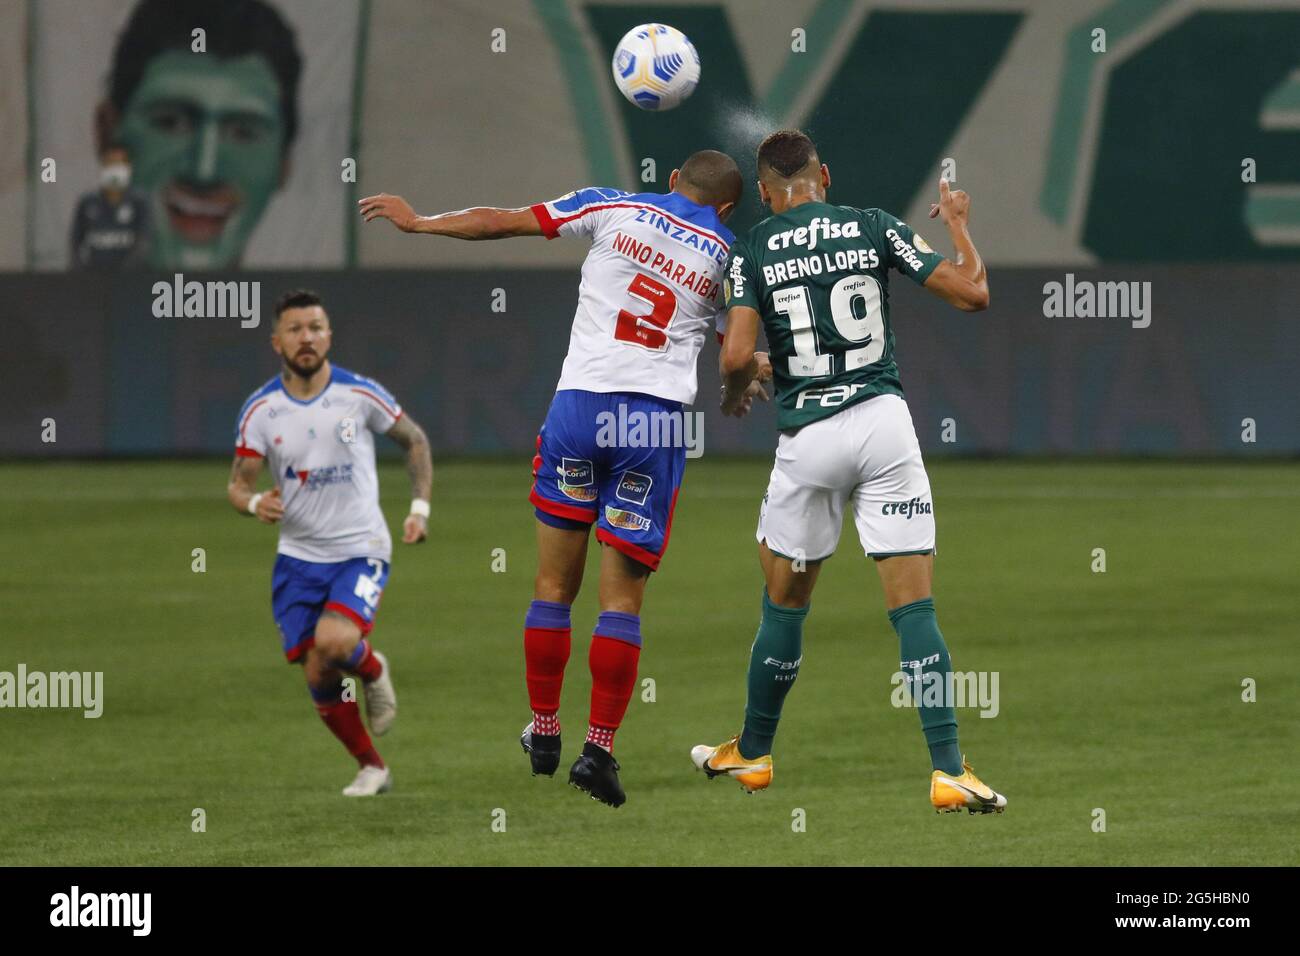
[116,50,286,269]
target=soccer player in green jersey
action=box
[690,130,1006,813]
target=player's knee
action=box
[599,593,641,615]
[767,566,818,607]
[313,614,360,662]
[767,582,811,609]
[534,570,580,605]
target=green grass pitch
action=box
[2,459,1296,866]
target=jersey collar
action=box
[279,365,334,406]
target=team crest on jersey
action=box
[605,506,652,532]
[615,471,653,506]
[557,457,597,501]
[336,417,357,444]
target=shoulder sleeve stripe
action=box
[331,368,398,404]
[235,378,280,424]
[238,398,270,445]
[531,203,560,239]
[533,187,632,240]
[550,187,627,212]
[543,202,730,252]
[351,387,400,419]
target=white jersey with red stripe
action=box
[234,365,402,563]
[530,187,734,404]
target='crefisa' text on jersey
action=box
[724,202,945,430]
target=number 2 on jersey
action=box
[614,273,678,352]
[774,274,885,377]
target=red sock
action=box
[524,601,572,731]
[316,699,384,768]
[587,634,640,751]
[345,638,383,682]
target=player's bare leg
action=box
[521,520,589,776]
[567,545,651,808]
[874,554,1005,813]
[693,542,820,792]
[760,540,822,607]
[315,611,396,736]
[535,520,589,604]
[303,620,391,797]
[596,540,650,614]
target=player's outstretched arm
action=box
[719,306,772,418]
[386,414,432,544]
[227,454,283,523]
[922,179,990,312]
[358,193,542,240]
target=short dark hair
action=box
[757,129,819,179]
[274,289,323,320]
[108,0,302,152]
[677,149,743,207]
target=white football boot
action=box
[363,651,397,735]
[342,765,392,797]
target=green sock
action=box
[738,590,808,759]
[888,597,963,776]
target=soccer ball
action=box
[611,23,700,111]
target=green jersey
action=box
[723,202,945,430]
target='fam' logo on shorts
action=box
[558,458,597,501]
[604,506,652,532]
[615,470,653,506]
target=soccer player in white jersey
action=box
[227,289,433,797]
[360,151,769,806]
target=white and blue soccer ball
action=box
[611,23,700,111]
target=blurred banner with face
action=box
[27,0,363,270]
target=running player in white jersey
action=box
[360,151,769,806]
[227,289,433,797]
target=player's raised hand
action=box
[257,487,284,524]
[929,178,970,226]
[359,193,418,231]
[402,513,428,544]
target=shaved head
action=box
[756,129,820,183]
[675,149,743,208]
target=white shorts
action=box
[756,393,935,561]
